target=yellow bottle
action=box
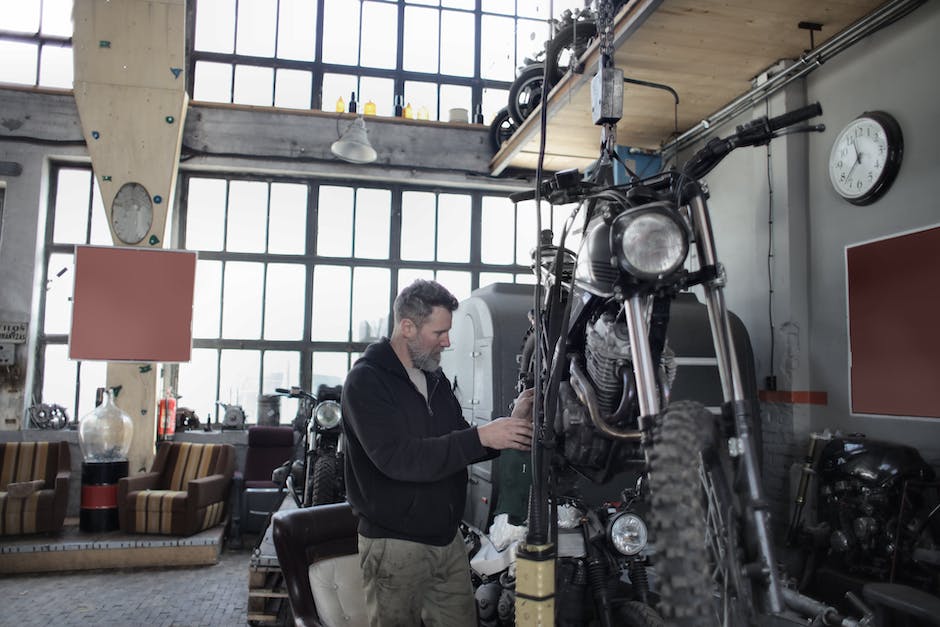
[364,99,377,115]
[403,102,413,119]
[417,105,429,120]
[335,96,345,113]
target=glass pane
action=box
[437,194,470,262]
[268,182,307,254]
[440,84,472,122]
[322,0,361,66]
[479,271,515,288]
[41,0,73,37]
[193,61,233,103]
[44,253,73,335]
[354,188,390,259]
[226,180,268,252]
[322,73,358,113]
[516,272,537,285]
[482,87,509,125]
[192,260,222,338]
[518,18,549,66]
[222,261,264,338]
[195,0,235,53]
[236,0,277,57]
[481,15,514,81]
[403,6,439,74]
[312,265,351,341]
[517,0,552,19]
[403,81,438,121]
[77,360,108,421]
[277,0,317,61]
[443,0,474,8]
[481,0,513,15]
[436,270,471,302]
[311,352,349,390]
[317,186,353,257]
[352,267,390,342]
[398,268,435,290]
[219,349,261,411]
[186,177,226,251]
[4,0,40,33]
[0,41,38,85]
[359,76,394,116]
[53,168,91,244]
[264,263,306,340]
[274,68,312,109]
[262,351,300,420]
[481,195,515,264]
[233,65,274,106]
[177,348,219,424]
[39,44,72,89]
[360,1,397,70]
[401,191,436,261]
[41,345,75,414]
[516,200,539,265]
[440,10,474,77]
[407,0,439,5]
[89,178,111,246]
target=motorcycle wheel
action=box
[508,63,545,126]
[543,20,597,88]
[489,106,517,153]
[310,453,340,505]
[613,600,664,627]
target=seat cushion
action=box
[309,554,368,627]
[0,489,57,534]
[0,442,58,489]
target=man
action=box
[342,279,534,627]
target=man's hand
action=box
[477,388,535,451]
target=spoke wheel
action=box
[508,63,545,126]
[489,106,517,153]
[544,20,597,87]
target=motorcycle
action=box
[276,384,345,508]
[507,92,871,625]
[790,432,940,616]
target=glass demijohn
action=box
[78,389,134,462]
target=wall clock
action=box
[828,111,903,206]
[111,181,154,244]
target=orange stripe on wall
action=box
[758,390,828,405]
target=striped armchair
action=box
[0,441,71,535]
[117,442,235,536]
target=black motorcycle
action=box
[276,384,345,508]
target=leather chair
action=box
[272,502,367,627]
[117,441,235,536]
[233,425,295,536]
[0,441,71,535]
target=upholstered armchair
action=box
[117,441,235,536]
[233,425,295,536]
[0,441,71,535]
[272,502,367,627]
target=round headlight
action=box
[609,512,648,556]
[611,203,688,280]
[314,400,342,429]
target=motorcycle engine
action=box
[584,313,631,416]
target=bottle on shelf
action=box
[417,105,429,120]
[473,104,484,124]
[394,95,404,117]
[403,101,413,119]
[349,92,358,114]
[364,99,377,115]
[335,95,345,113]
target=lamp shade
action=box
[331,116,377,164]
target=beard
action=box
[407,336,441,371]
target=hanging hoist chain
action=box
[592,0,623,163]
[596,0,616,60]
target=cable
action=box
[765,97,776,391]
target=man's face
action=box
[405,306,452,371]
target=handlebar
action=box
[275,386,316,400]
[768,102,822,132]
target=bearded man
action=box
[341,279,533,627]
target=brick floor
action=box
[0,545,252,626]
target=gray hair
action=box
[393,279,459,328]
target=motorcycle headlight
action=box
[608,512,648,556]
[314,400,342,429]
[610,203,688,281]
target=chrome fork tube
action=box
[689,194,784,615]
[624,294,660,418]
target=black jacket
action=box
[341,338,493,546]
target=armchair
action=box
[272,502,367,627]
[234,425,295,536]
[0,441,71,535]
[117,441,235,536]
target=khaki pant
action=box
[358,531,476,627]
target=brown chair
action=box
[235,425,295,536]
[0,441,71,535]
[117,441,235,536]
[272,502,367,627]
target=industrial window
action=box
[33,165,554,426]
[0,0,73,89]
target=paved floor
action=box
[0,544,253,626]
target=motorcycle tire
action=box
[543,20,597,88]
[489,106,517,153]
[508,63,545,126]
[613,600,665,627]
[310,453,340,505]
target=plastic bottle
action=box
[335,96,345,113]
[473,104,484,124]
[364,99,377,115]
[349,92,358,114]
[417,105,429,120]
[403,101,413,119]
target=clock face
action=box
[828,111,902,206]
[111,182,154,244]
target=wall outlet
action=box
[0,342,14,366]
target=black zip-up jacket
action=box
[341,338,494,546]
